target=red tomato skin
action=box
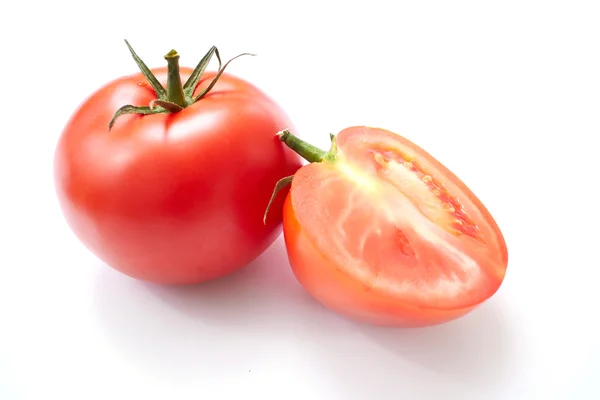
[283,195,476,327]
[54,67,302,284]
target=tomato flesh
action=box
[284,126,508,326]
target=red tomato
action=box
[54,43,302,284]
[279,127,508,327]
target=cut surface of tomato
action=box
[282,126,508,326]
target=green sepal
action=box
[263,175,294,225]
[183,46,217,100]
[108,105,168,131]
[193,51,255,102]
[124,40,167,100]
[150,99,184,113]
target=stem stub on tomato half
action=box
[262,130,338,224]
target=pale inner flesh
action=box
[294,149,496,309]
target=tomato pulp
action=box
[54,42,302,284]
[278,127,508,327]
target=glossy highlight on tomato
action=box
[54,42,302,284]
[278,127,508,327]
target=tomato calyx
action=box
[108,40,255,130]
[263,129,337,224]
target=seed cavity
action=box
[373,153,386,168]
[370,149,485,243]
[443,204,456,213]
[402,161,415,171]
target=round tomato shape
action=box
[275,127,508,327]
[54,41,302,284]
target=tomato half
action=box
[54,43,302,284]
[279,127,508,327]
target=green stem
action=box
[262,130,337,223]
[278,130,330,163]
[109,41,251,130]
[164,50,187,107]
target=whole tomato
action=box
[54,41,302,284]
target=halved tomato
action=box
[275,126,508,327]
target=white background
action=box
[1,1,599,399]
